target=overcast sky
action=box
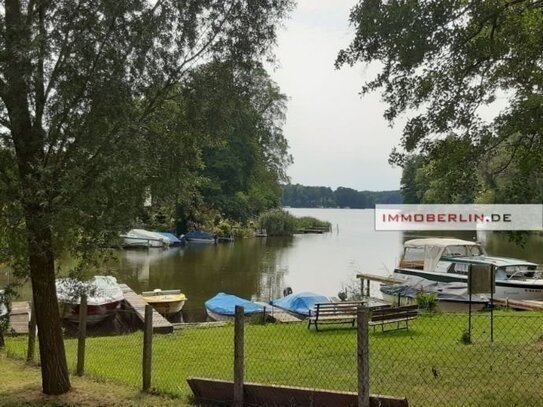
[270,0,402,191]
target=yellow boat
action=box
[142,289,187,316]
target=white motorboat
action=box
[393,238,543,301]
[56,276,124,325]
[121,229,169,248]
[142,289,187,316]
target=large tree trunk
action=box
[4,0,71,395]
[25,206,71,395]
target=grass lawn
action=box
[5,311,543,406]
[0,353,188,406]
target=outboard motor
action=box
[283,287,293,297]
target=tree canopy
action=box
[282,184,402,208]
[338,0,543,204]
[0,0,293,394]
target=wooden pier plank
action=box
[119,284,173,334]
[254,302,302,323]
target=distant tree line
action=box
[281,184,402,208]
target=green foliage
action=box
[257,209,297,236]
[340,0,543,205]
[416,292,438,312]
[295,216,331,231]
[282,184,402,208]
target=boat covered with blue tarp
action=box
[271,292,331,317]
[205,292,264,321]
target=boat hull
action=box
[145,300,186,315]
[60,301,121,325]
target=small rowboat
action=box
[142,289,187,315]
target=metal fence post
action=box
[357,305,370,407]
[26,301,36,362]
[142,305,153,392]
[76,294,87,376]
[234,305,245,407]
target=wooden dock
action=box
[254,302,302,323]
[493,298,543,311]
[119,284,173,334]
[7,301,30,335]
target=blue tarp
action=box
[271,292,330,317]
[158,232,181,244]
[205,292,264,316]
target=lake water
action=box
[112,208,543,321]
[2,208,542,321]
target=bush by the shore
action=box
[257,209,331,236]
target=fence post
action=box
[76,294,87,376]
[26,301,36,362]
[142,305,153,392]
[234,305,245,407]
[357,305,370,407]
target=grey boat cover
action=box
[380,281,488,304]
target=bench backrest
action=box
[313,302,363,317]
[370,304,418,322]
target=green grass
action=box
[5,312,543,406]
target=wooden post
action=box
[26,302,36,362]
[365,279,371,297]
[76,294,87,376]
[142,305,153,392]
[357,306,370,407]
[234,305,245,407]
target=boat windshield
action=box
[443,245,484,257]
[499,265,541,281]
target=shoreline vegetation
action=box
[257,209,331,236]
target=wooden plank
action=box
[494,298,543,311]
[8,301,30,335]
[119,284,173,334]
[356,273,404,285]
[253,302,302,323]
[172,321,228,329]
[187,378,409,407]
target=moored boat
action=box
[158,232,183,246]
[142,289,187,315]
[56,276,124,325]
[205,292,264,321]
[270,291,331,318]
[121,229,170,248]
[181,231,215,244]
[393,238,543,301]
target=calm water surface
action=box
[112,209,543,321]
[2,209,542,321]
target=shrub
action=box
[257,209,297,236]
[416,292,438,312]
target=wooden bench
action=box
[369,304,418,332]
[308,303,418,332]
[307,302,390,331]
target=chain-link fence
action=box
[3,305,543,406]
